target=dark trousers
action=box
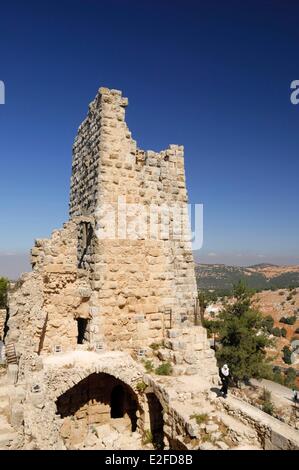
[220,380,228,396]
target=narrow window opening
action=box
[78,222,93,269]
[77,318,88,344]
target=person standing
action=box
[293,389,298,408]
[219,364,230,398]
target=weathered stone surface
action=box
[205,423,219,433]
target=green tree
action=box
[262,315,274,333]
[215,281,271,385]
[203,319,222,335]
[271,327,281,337]
[272,367,284,385]
[280,327,287,338]
[284,367,296,388]
[282,346,292,365]
[0,277,9,308]
[279,316,296,325]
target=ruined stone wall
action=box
[7,273,44,355]
[0,309,7,340]
[6,222,90,355]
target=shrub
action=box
[136,381,147,393]
[190,413,208,425]
[262,401,274,415]
[202,433,213,443]
[150,342,161,351]
[284,368,296,388]
[155,362,173,376]
[261,388,271,402]
[260,388,274,415]
[288,316,296,325]
[0,278,9,309]
[282,346,292,364]
[143,360,154,373]
[279,316,296,325]
[90,426,99,437]
[279,291,284,296]
[271,327,281,337]
[272,369,284,385]
[280,327,287,338]
[262,315,274,333]
[142,430,153,445]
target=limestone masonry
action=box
[1,88,298,450]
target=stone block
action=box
[270,430,291,450]
[10,404,24,427]
[7,365,18,385]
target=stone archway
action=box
[21,352,147,450]
[56,372,139,447]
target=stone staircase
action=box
[160,325,218,381]
[0,380,18,449]
[147,373,264,450]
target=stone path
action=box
[219,392,299,450]
[149,374,263,450]
[82,419,150,450]
[250,378,296,406]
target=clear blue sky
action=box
[0,0,299,270]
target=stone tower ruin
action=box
[1,88,299,451]
[7,87,214,370]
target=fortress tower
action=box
[7,87,216,369]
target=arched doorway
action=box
[56,372,139,447]
[147,392,164,450]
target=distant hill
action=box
[196,263,299,292]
